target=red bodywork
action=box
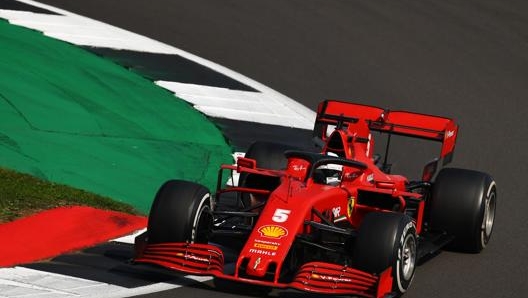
[134,100,458,298]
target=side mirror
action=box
[237,157,257,170]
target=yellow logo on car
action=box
[254,243,278,250]
[347,196,355,217]
[258,225,288,239]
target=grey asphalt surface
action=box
[36,0,528,297]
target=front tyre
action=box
[430,168,497,252]
[397,226,417,293]
[147,180,213,244]
[352,212,417,295]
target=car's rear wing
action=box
[314,100,458,163]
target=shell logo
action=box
[258,225,288,239]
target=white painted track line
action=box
[0,266,211,298]
[1,0,316,129]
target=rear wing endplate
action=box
[314,100,458,163]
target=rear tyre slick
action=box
[147,180,212,244]
[352,212,417,295]
[244,141,296,170]
[240,141,298,206]
[430,168,497,253]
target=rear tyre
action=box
[147,180,213,244]
[239,141,298,207]
[244,141,296,170]
[429,168,497,253]
[353,212,417,295]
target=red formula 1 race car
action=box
[133,100,497,297]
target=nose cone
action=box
[245,255,276,277]
[239,236,282,278]
[246,256,265,277]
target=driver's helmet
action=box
[315,152,343,186]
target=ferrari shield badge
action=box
[347,196,355,217]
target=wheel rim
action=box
[401,234,417,280]
[482,189,496,244]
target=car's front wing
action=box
[134,242,394,298]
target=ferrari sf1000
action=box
[134,100,496,297]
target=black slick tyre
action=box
[353,212,417,296]
[429,168,497,253]
[147,180,212,244]
[239,141,298,207]
[244,141,296,170]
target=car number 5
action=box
[272,209,291,223]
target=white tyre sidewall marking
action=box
[191,193,211,243]
[396,221,416,293]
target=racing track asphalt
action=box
[34,0,528,297]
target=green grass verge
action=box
[0,167,140,224]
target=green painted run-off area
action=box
[0,20,232,213]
